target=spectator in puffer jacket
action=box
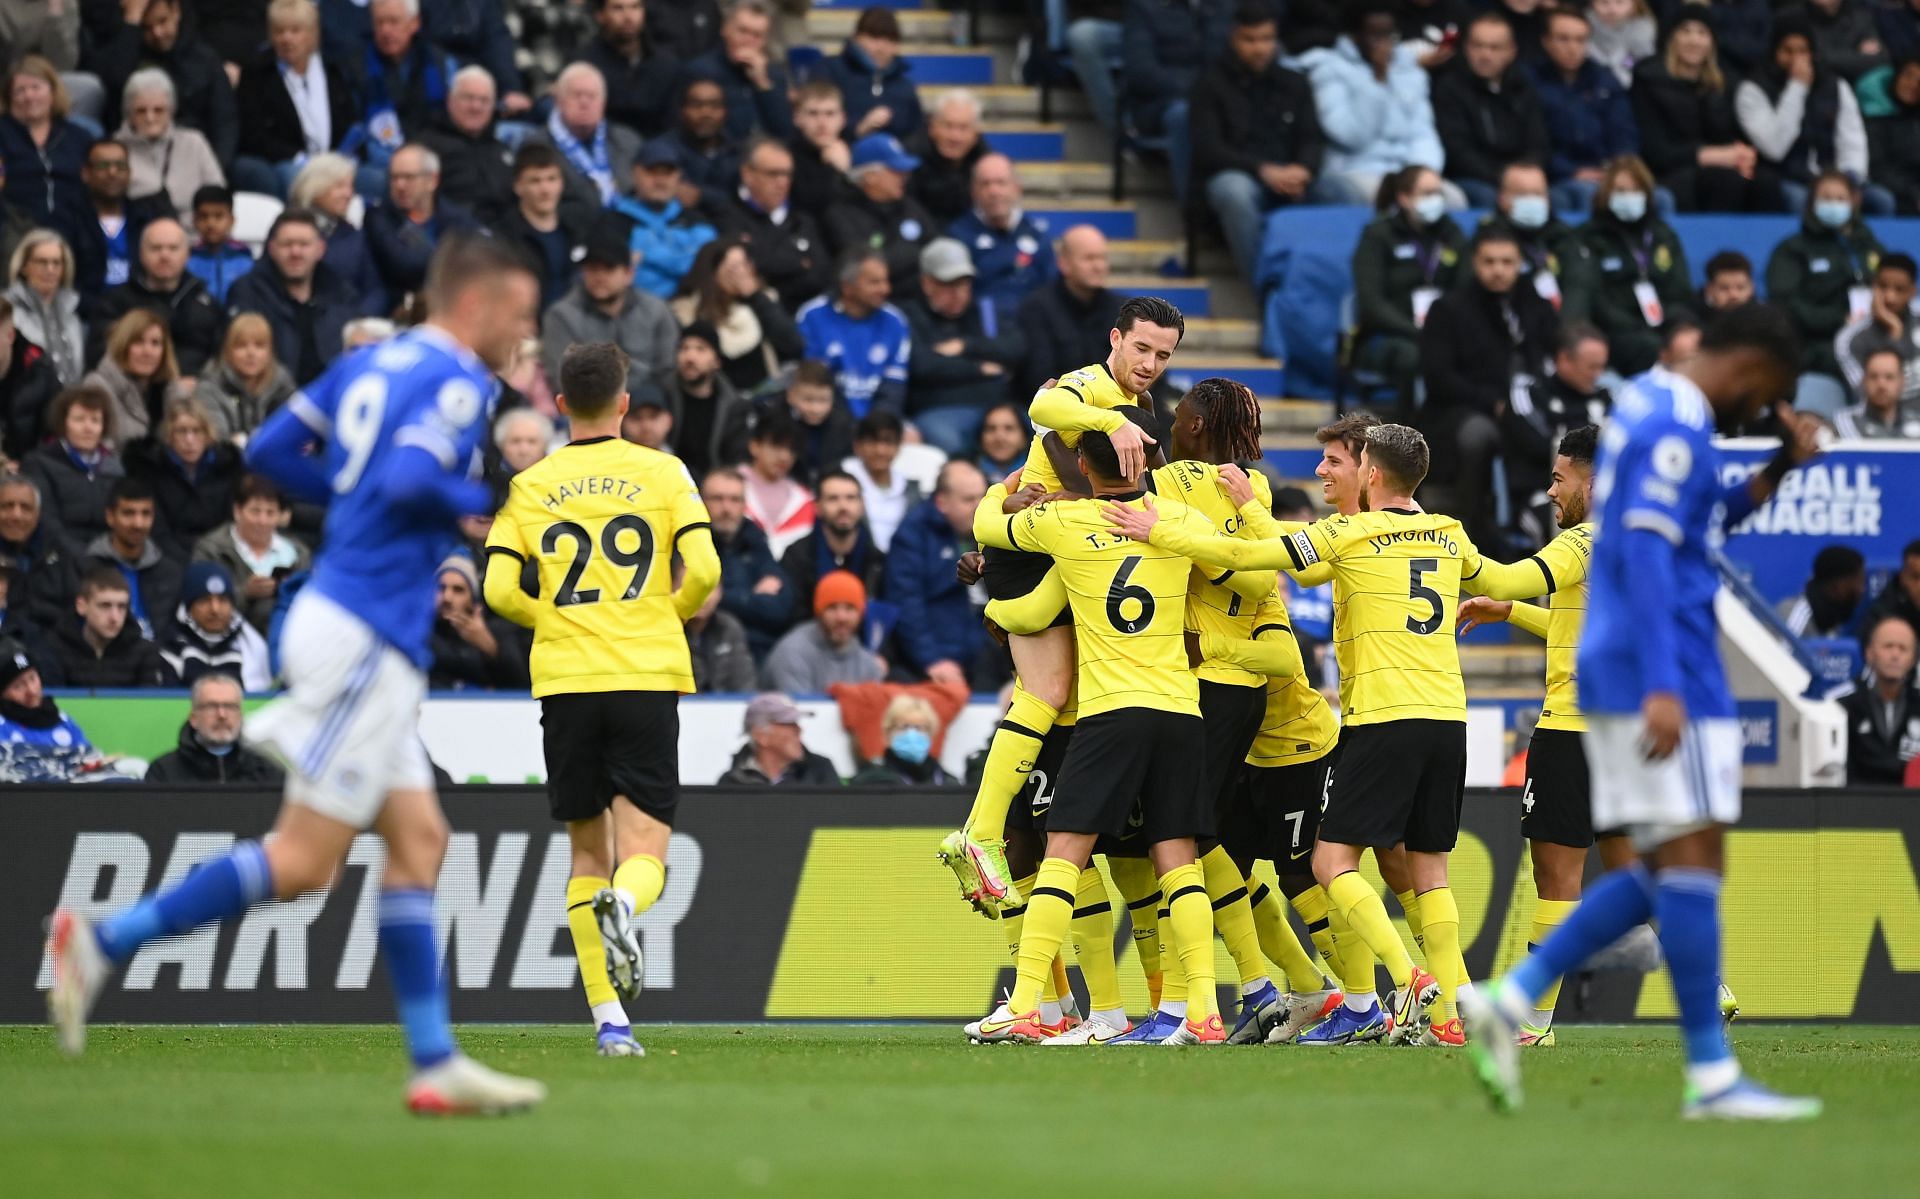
[820,8,924,143]
[882,460,993,686]
[1298,0,1464,208]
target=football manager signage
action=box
[3,788,1916,1024]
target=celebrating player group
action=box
[936,295,1827,1120]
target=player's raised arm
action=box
[1028,377,1154,480]
[1720,401,1824,528]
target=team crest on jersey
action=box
[1654,245,1673,273]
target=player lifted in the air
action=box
[46,233,547,1115]
[482,342,720,1059]
[968,427,1232,1045]
[1105,423,1548,1047]
[938,297,1179,911]
[1464,304,1824,1121]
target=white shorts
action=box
[1583,715,1742,850]
[246,590,433,828]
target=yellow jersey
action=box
[1202,590,1340,768]
[1146,460,1277,688]
[980,490,1217,719]
[483,436,719,698]
[1511,522,1593,732]
[1020,362,1143,493]
[1145,505,1543,726]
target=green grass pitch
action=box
[1,1024,1911,1198]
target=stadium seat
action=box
[892,443,950,496]
[232,192,286,255]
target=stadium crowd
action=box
[0,0,1914,787]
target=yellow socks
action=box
[1290,886,1340,981]
[613,853,666,916]
[1529,897,1579,1023]
[1326,902,1379,997]
[1107,855,1164,993]
[963,686,1059,841]
[1418,888,1464,1023]
[1199,847,1268,990]
[1071,868,1123,1014]
[1160,863,1218,1022]
[1250,880,1327,993]
[1396,887,1426,955]
[1009,858,1079,1014]
[1327,871,1415,989]
[564,875,622,1017]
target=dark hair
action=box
[512,142,565,177]
[1182,377,1263,462]
[790,360,836,391]
[684,236,753,326]
[815,468,860,498]
[1544,7,1590,33]
[1346,0,1396,38]
[1660,315,1701,351]
[1698,302,1800,374]
[86,137,128,165]
[1878,252,1918,284]
[1315,410,1381,456]
[46,386,112,441]
[1363,423,1430,492]
[78,563,130,599]
[1116,401,1162,444]
[425,230,538,312]
[107,476,156,508]
[1556,320,1607,357]
[1905,537,1920,560]
[559,342,631,417]
[749,407,801,451]
[1864,345,1904,373]
[1704,250,1753,282]
[854,410,903,442]
[1471,225,1521,255]
[266,209,322,242]
[234,473,285,509]
[1077,429,1123,480]
[191,184,233,212]
[1557,424,1600,466]
[1114,295,1185,343]
[1812,544,1866,582]
[853,6,902,39]
[1272,486,1314,517]
[1232,1,1278,29]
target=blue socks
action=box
[95,841,273,966]
[1655,866,1734,1070]
[378,889,456,1070]
[1507,864,1654,1008]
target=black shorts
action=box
[1002,722,1075,835]
[540,691,680,825]
[1050,709,1211,844]
[1522,727,1606,848]
[1199,680,1268,826]
[1320,720,1465,854]
[981,545,1071,629]
[1229,748,1338,869]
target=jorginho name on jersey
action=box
[1580,368,1735,720]
[267,327,499,669]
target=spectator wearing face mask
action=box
[851,693,955,785]
[1561,154,1693,377]
[1477,161,1585,309]
[1349,164,1468,406]
[1767,170,1886,414]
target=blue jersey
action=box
[796,297,911,418]
[1580,368,1737,719]
[264,327,498,670]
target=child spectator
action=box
[43,565,171,688]
[192,315,296,441]
[974,400,1028,483]
[742,410,816,558]
[158,561,270,691]
[843,409,915,551]
[783,361,856,481]
[185,185,255,304]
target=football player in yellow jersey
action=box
[1458,425,1633,1046]
[968,427,1233,1046]
[1105,423,1548,1047]
[480,343,720,1058]
[939,297,1182,912]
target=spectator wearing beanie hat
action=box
[0,640,108,783]
[665,318,749,473]
[159,562,271,691]
[761,568,885,693]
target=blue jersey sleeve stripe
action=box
[1620,508,1685,546]
[286,391,332,436]
[394,425,458,470]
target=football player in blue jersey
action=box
[46,229,548,1116]
[1465,303,1825,1121]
